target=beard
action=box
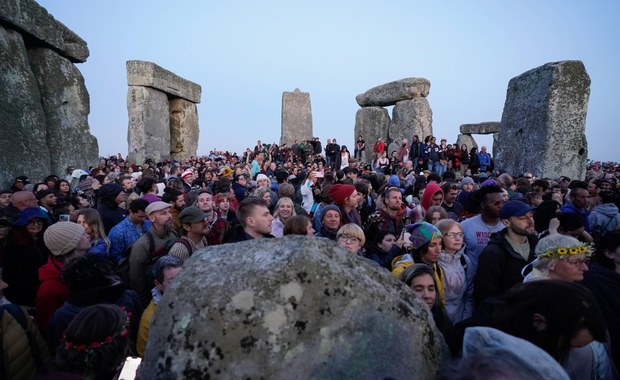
[161,220,173,234]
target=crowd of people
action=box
[0,134,619,379]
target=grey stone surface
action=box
[0,25,51,186]
[456,134,478,151]
[389,98,433,147]
[281,88,313,147]
[141,236,448,379]
[126,86,170,164]
[28,47,98,176]
[459,122,500,135]
[354,107,390,163]
[0,0,89,62]
[496,61,590,180]
[126,60,202,103]
[356,77,430,107]
[387,142,400,157]
[169,98,199,161]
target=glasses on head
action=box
[338,234,360,244]
[561,257,590,266]
[445,232,464,239]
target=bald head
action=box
[11,191,38,211]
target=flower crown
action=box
[537,242,594,260]
[62,314,130,351]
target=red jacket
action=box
[35,256,69,335]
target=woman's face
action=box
[378,234,397,252]
[103,176,112,185]
[305,221,315,236]
[421,237,443,264]
[77,215,93,235]
[278,202,293,219]
[550,255,589,282]
[262,192,272,204]
[443,225,464,253]
[323,210,341,231]
[337,234,362,254]
[410,273,436,308]
[26,218,44,236]
[59,181,70,193]
[78,196,90,208]
[217,198,230,212]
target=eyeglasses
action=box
[27,220,43,226]
[338,235,360,244]
[561,258,590,266]
[489,200,506,207]
[445,232,464,239]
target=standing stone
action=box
[0,24,51,186]
[281,88,312,147]
[496,61,590,180]
[141,237,448,379]
[354,107,390,163]
[456,134,478,151]
[356,77,430,107]
[28,47,98,176]
[169,98,199,161]
[127,86,170,164]
[389,98,433,147]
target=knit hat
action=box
[181,170,194,179]
[405,222,443,250]
[460,176,475,186]
[256,173,269,183]
[44,222,85,256]
[328,184,356,205]
[481,179,498,187]
[320,204,341,222]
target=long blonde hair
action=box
[76,208,110,254]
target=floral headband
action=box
[62,312,130,351]
[537,242,594,260]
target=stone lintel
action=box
[126,60,202,103]
[0,0,89,62]
[459,122,500,135]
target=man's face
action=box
[462,183,474,192]
[122,179,133,191]
[197,193,213,212]
[130,210,147,224]
[174,194,186,210]
[156,266,182,293]
[445,189,458,204]
[0,193,11,208]
[483,192,507,218]
[149,208,173,230]
[323,210,341,231]
[385,190,402,211]
[246,205,273,235]
[430,192,443,206]
[41,193,57,207]
[572,188,590,209]
[344,190,359,209]
[504,212,535,236]
[14,192,38,211]
[186,219,210,236]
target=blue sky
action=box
[37,1,619,162]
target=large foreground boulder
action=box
[141,236,447,379]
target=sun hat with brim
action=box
[13,207,47,226]
[179,206,208,224]
[145,201,172,215]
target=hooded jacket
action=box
[588,203,620,237]
[97,183,127,233]
[437,245,474,323]
[473,229,537,305]
[421,182,443,212]
[35,256,69,335]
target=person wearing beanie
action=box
[474,200,537,306]
[36,189,57,224]
[97,183,127,234]
[315,204,342,241]
[256,173,278,210]
[36,222,91,335]
[328,184,361,226]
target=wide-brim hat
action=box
[13,208,46,226]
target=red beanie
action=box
[328,184,356,205]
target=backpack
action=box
[144,231,191,286]
[0,304,48,376]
